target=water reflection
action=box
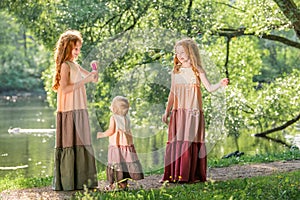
[257,135,292,148]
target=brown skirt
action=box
[52,109,97,191]
[106,145,144,184]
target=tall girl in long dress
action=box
[52,30,98,191]
[161,38,229,183]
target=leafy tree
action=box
[0,11,49,93]
[1,0,300,140]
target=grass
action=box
[208,146,300,168]
[0,174,52,192]
[73,170,300,200]
[144,147,300,175]
[0,148,299,198]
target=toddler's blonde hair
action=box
[111,96,129,116]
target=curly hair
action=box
[52,30,83,91]
[173,38,205,76]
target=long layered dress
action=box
[162,67,207,183]
[52,61,97,191]
[106,114,144,184]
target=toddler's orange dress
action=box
[106,114,144,184]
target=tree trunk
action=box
[273,0,300,39]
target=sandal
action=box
[104,184,115,191]
[104,181,128,191]
[118,182,128,190]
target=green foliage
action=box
[237,0,286,35]
[1,0,300,139]
[255,32,300,82]
[41,66,57,108]
[250,70,300,129]
[0,11,50,93]
[0,0,64,49]
[225,69,300,135]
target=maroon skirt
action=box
[161,109,207,183]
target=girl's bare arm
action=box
[199,73,228,92]
[60,63,94,94]
[162,73,175,124]
[79,65,90,76]
[97,116,116,138]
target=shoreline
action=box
[0,90,47,98]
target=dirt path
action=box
[1,160,299,200]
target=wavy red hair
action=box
[52,30,83,91]
[173,38,205,76]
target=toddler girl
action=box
[97,96,144,190]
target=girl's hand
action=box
[162,112,169,124]
[90,60,99,83]
[91,71,98,83]
[97,132,104,139]
[220,78,229,86]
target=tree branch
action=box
[224,36,230,81]
[214,28,300,49]
[254,113,300,137]
[259,34,300,48]
[213,2,245,12]
[186,0,193,36]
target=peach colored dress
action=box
[52,61,97,191]
[106,114,144,184]
[161,67,207,183]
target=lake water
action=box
[0,95,56,179]
[0,95,299,179]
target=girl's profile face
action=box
[175,45,189,64]
[109,105,114,113]
[110,103,117,114]
[71,41,82,60]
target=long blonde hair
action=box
[52,30,83,91]
[173,38,205,76]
